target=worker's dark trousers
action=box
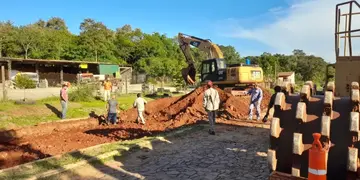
[207,110,216,132]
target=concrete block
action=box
[274,92,286,110]
[296,102,307,123]
[293,133,304,155]
[351,82,359,90]
[351,89,360,103]
[324,91,334,107]
[270,117,281,138]
[326,81,335,92]
[300,85,310,101]
[321,116,331,138]
[348,147,358,172]
[292,167,301,177]
[268,149,277,171]
[350,112,359,133]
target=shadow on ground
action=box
[46,123,269,180]
[45,103,61,118]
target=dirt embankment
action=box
[0,86,271,169]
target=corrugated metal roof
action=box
[0,57,132,67]
[277,72,294,77]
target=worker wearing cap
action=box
[247,83,263,121]
[103,78,112,102]
[203,80,220,135]
[60,82,69,119]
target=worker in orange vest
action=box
[103,78,112,102]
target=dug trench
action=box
[0,86,271,170]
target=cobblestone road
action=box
[49,124,270,180]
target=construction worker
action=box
[263,85,281,123]
[106,94,119,125]
[247,83,263,121]
[203,80,220,135]
[103,78,112,102]
[133,93,147,125]
[60,82,69,119]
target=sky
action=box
[0,0,358,63]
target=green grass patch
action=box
[0,124,204,180]
[0,93,163,129]
[0,101,17,112]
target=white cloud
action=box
[268,6,284,14]
[219,0,360,63]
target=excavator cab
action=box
[200,58,227,83]
[178,33,224,85]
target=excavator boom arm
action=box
[178,33,224,85]
[178,33,224,60]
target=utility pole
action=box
[1,66,7,101]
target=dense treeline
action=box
[0,17,329,87]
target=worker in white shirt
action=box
[203,80,220,135]
[133,93,147,125]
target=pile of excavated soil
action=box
[121,85,271,123]
[0,86,271,169]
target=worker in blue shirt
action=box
[247,83,263,121]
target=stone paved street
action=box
[48,124,270,180]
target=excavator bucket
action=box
[181,64,196,85]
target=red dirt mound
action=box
[121,85,271,126]
[0,86,272,170]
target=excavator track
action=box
[268,81,360,180]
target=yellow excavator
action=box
[178,33,264,95]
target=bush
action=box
[14,74,36,89]
[68,84,96,102]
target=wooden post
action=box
[60,65,64,85]
[1,66,7,101]
[125,74,128,94]
[7,60,11,81]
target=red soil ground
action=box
[0,86,271,170]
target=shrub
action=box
[68,84,96,102]
[14,74,36,89]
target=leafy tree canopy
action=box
[0,18,330,86]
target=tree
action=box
[137,57,186,88]
[0,21,14,58]
[293,49,306,56]
[219,45,242,64]
[34,19,46,28]
[46,17,68,31]
[78,18,115,61]
[15,25,43,59]
[114,25,142,64]
[0,17,332,88]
